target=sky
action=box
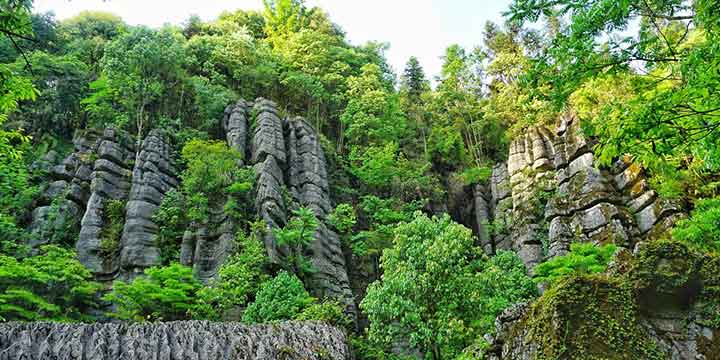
[33,0,512,81]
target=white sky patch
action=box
[34,0,510,82]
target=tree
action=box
[58,11,126,71]
[0,0,38,255]
[262,0,313,39]
[361,213,536,359]
[103,263,202,322]
[9,51,90,136]
[399,56,430,156]
[273,206,318,277]
[400,56,428,103]
[507,0,720,198]
[83,26,186,143]
[179,140,252,224]
[242,270,314,324]
[0,245,101,322]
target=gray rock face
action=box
[120,130,178,280]
[251,98,289,265]
[0,321,350,360]
[180,207,236,282]
[28,130,101,248]
[287,117,357,318]
[483,115,684,269]
[224,100,252,160]
[76,128,135,281]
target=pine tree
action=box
[400,56,428,103]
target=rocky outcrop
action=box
[179,101,253,282]
[224,99,252,160]
[251,98,289,265]
[483,115,684,269]
[28,130,101,248]
[0,321,350,360]
[76,128,136,281]
[120,130,178,280]
[287,117,357,318]
[484,241,719,359]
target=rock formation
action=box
[0,321,350,360]
[484,241,719,359]
[480,115,685,270]
[287,116,357,318]
[120,130,178,280]
[76,128,136,281]
[29,129,101,248]
[26,98,355,318]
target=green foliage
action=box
[242,270,314,324]
[83,26,187,139]
[508,0,720,198]
[672,197,720,253]
[262,0,313,39]
[328,203,356,235]
[9,51,90,136]
[273,206,318,276]
[0,245,100,322]
[533,243,618,285]
[103,263,202,322]
[361,213,536,359]
[179,140,251,224]
[351,195,423,257]
[58,11,127,70]
[152,189,187,264]
[459,166,492,186]
[328,203,359,254]
[295,299,351,331]
[99,199,125,257]
[192,229,269,320]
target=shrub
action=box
[242,271,314,324]
[533,243,618,285]
[672,197,720,253]
[273,207,318,277]
[295,299,351,331]
[191,230,269,320]
[0,245,101,322]
[103,263,202,322]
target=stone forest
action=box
[0,0,718,359]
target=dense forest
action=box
[0,0,719,359]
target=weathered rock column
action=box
[251,98,289,265]
[77,128,135,281]
[287,116,357,318]
[119,130,178,280]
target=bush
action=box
[103,263,202,322]
[295,299,351,330]
[273,207,318,276]
[533,243,617,285]
[672,197,720,253]
[242,271,314,324]
[99,199,125,257]
[152,189,187,264]
[191,230,269,320]
[0,245,101,322]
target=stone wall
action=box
[0,321,350,360]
